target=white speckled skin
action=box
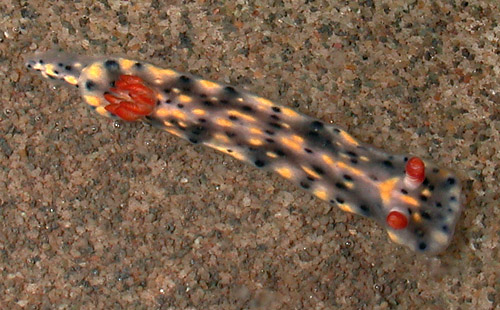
[26,52,462,254]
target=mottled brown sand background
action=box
[0,1,498,309]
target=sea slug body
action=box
[26,52,462,254]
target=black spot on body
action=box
[164,88,171,93]
[359,204,370,214]
[166,99,172,104]
[335,182,347,190]
[307,176,315,181]
[85,80,96,91]
[225,132,237,138]
[333,128,340,133]
[432,168,440,173]
[265,130,275,136]
[382,160,394,168]
[269,122,281,129]
[189,138,198,144]
[265,138,274,143]
[134,62,143,69]
[65,65,72,71]
[104,60,120,71]
[421,211,431,220]
[275,149,285,156]
[304,148,313,153]
[198,118,207,123]
[300,181,310,189]
[442,225,449,233]
[312,165,324,175]
[350,158,358,164]
[450,196,456,202]
[336,197,345,203]
[224,86,238,96]
[420,195,428,202]
[178,75,192,91]
[177,104,184,108]
[202,100,213,107]
[53,70,59,75]
[310,120,324,130]
[343,174,353,181]
[346,151,358,158]
[446,177,456,185]
[272,106,281,113]
[436,202,442,208]
[270,115,280,121]
[229,115,238,121]
[254,159,266,167]
[401,189,408,194]
[418,242,427,250]
[242,106,253,112]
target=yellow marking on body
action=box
[95,106,109,117]
[302,166,322,180]
[281,123,291,129]
[340,131,359,146]
[178,121,187,128]
[213,133,231,145]
[146,64,177,83]
[249,127,264,135]
[387,231,402,244]
[178,95,192,104]
[248,138,263,146]
[237,97,244,103]
[281,107,299,118]
[64,75,78,85]
[44,64,57,76]
[208,144,245,161]
[192,109,206,116]
[156,107,169,118]
[412,212,422,223]
[84,63,105,81]
[322,154,335,166]
[228,110,256,123]
[253,96,274,109]
[171,110,187,121]
[215,118,234,128]
[165,128,182,138]
[227,150,246,161]
[280,135,304,152]
[379,177,399,205]
[275,167,293,179]
[83,95,101,107]
[337,203,356,214]
[359,156,370,162]
[313,188,328,201]
[344,181,354,189]
[266,151,278,158]
[431,230,449,244]
[337,161,363,177]
[421,189,431,197]
[118,58,136,71]
[199,79,220,90]
[400,195,419,207]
